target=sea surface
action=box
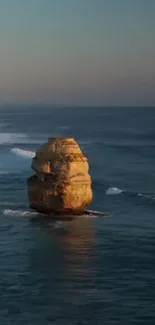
[0,106,155,324]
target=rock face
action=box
[27,137,93,215]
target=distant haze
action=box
[0,0,155,106]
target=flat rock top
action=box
[34,137,85,160]
[31,137,89,174]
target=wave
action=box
[2,209,38,217]
[0,132,43,145]
[105,187,155,201]
[105,187,123,195]
[2,209,100,221]
[11,148,35,159]
[138,193,155,200]
[2,208,107,219]
[0,133,28,144]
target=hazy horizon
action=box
[1,103,155,109]
[0,0,155,106]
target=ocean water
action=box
[0,106,155,325]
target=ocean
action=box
[0,106,155,324]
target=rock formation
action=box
[27,137,93,215]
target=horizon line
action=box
[0,103,155,109]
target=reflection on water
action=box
[30,217,95,274]
[57,218,95,274]
[25,217,98,322]
[29,216,96,280]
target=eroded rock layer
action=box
[27,138,93,215]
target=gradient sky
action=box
[0,0,155,106]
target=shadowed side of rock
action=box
[27,138,93,215]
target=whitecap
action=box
[105,187,123,195]
[11,148,35,159]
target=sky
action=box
[0,0,155,106]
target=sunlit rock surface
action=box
[27,137,93,215]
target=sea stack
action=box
[27,137,93,215]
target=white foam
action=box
[2,209,110,219]
[11,148,35,159]
[86,209,104,216]
[83,213,100,218]
[138,193,155,200]
[105,187,123,195]
[3,209,38,217]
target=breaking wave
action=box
[2,208,106,219]
[137,193,155,200]
[105,187,155,201]
[2,209,38,217]
[11,148,35,159]
[105,187,123,195]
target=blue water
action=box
[0,106,155,324]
